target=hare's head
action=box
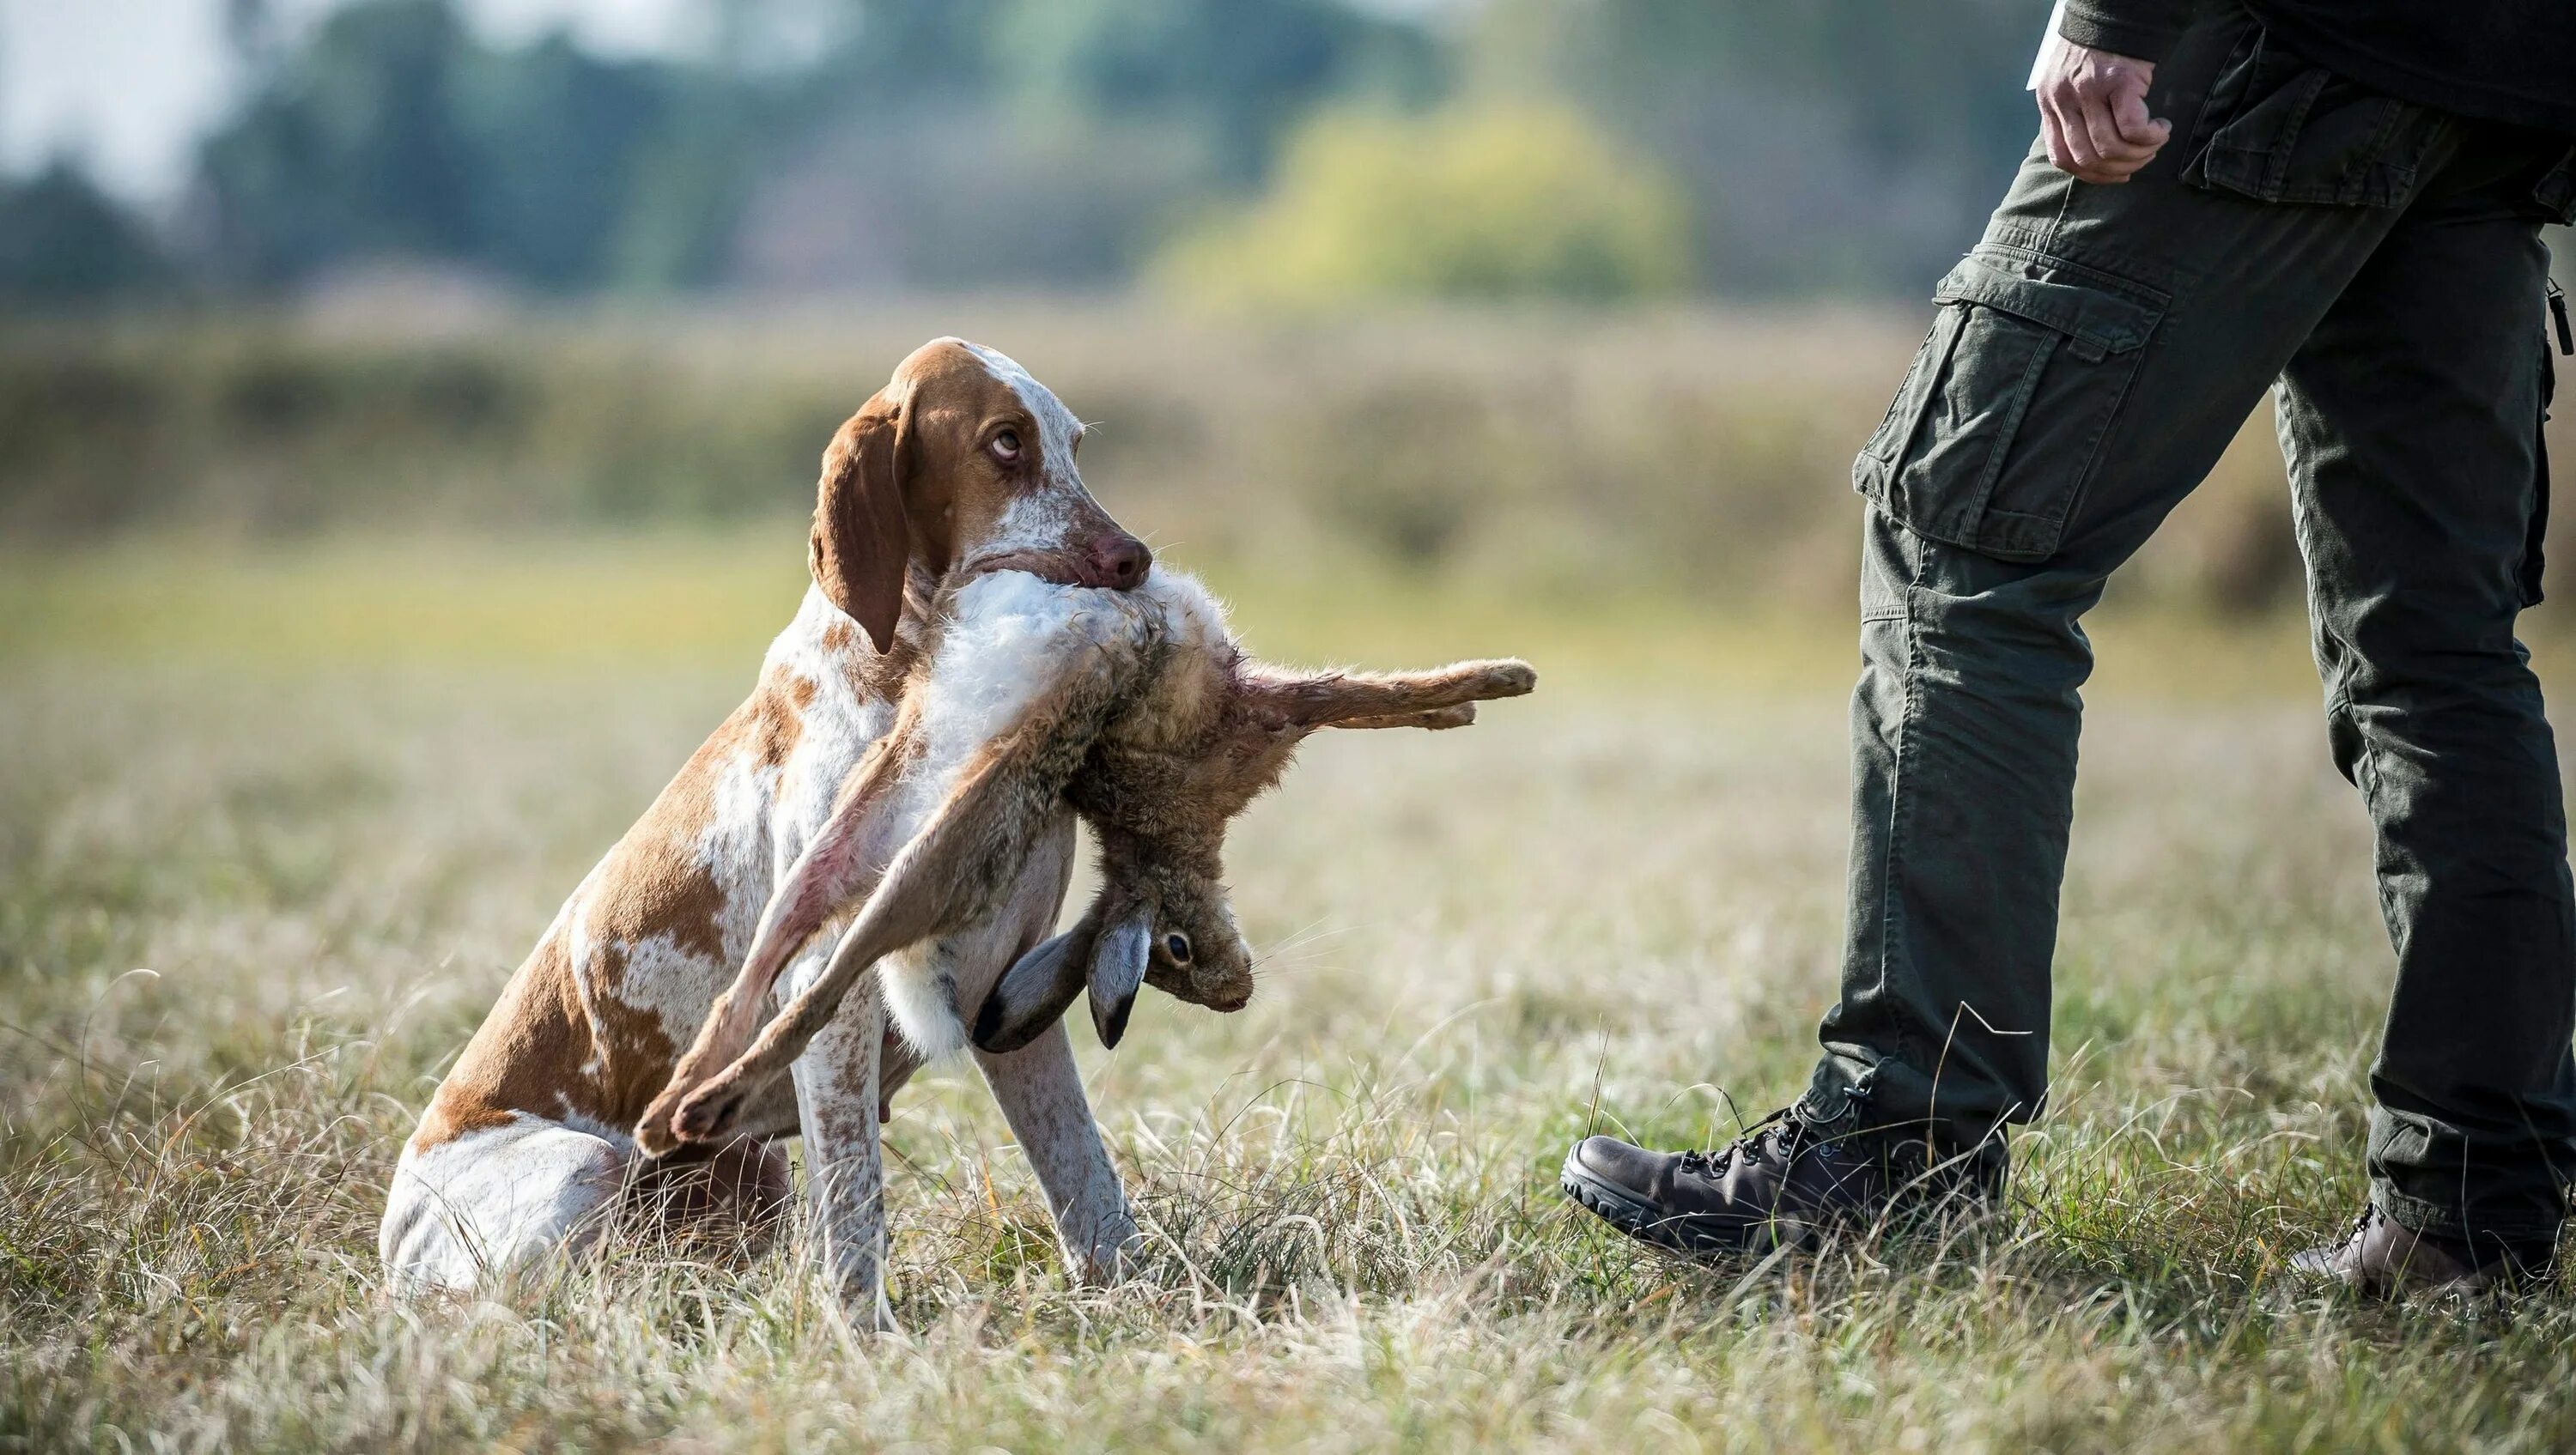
[972,829,1254,1054]
[1098,842,1255,1015]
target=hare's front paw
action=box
[635,1084,694,1156]
[1476,660,1538,698]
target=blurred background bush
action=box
[0,0,2566,620]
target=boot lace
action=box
[1672,1106,1807,1179]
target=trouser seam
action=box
[1878,526,1932,1079]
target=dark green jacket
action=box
[2062,1,2576,136]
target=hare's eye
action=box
[1163,932,1192,964]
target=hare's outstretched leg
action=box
[1253,659,1537,731]
[1329,706,1479,731]
[659,742,1056,1146]
[635,733,910,1155]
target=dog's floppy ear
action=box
[810,390,911,654]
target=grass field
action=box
[9,537,2576,1452]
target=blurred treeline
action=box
[2,305,2389,616]
[1,0,2043,306]
[14,0,2514,619]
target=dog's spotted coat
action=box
[380,339,1147,1327]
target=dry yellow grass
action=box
[8,539,2576,1450]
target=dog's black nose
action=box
[1091,534,1151,589]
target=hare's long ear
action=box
[811,390,912,654]
[972,925,1092,1054]
[1088,911,1151,1050]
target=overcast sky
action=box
[0,0,702,204]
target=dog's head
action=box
[811,337,1150,652]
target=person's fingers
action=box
[2038,92,2076,173]
[2110,83,2172,151]
[2050,88,2133,181]
[2078,87,2160,166]
[2045,86,2105,175]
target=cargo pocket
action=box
[1854,247,2165,563]
[2179,25,2443,207]
[2530,145,2576,227]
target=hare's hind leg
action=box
[660,739,1052,1146]
[1257,659,1537,731]
[639,731,910,1155]
[1328,705,1479,731]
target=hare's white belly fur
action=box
[862,572,1168,1055]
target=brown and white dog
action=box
[379,338,1151,1325]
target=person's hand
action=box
[2034,39,2170,184]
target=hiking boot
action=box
[2288,1205,2558,1300]
[1559,1106,2004,1258]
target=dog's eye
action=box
[990,428,1022,464]
[1163,932,1192,964]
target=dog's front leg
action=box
[791,976,896,1333]
[975,1022,1139,1286]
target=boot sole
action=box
[1558,1144,1801,1258]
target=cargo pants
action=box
[1797,4,2576,1246]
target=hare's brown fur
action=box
[651,567,1534,1145]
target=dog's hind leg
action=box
[380,1115,629,1295]
[625,1137,793,1255]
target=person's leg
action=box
[1566,10,2470,1253]
[2277,136,2576,1268]
[1800,19,2445,1156]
